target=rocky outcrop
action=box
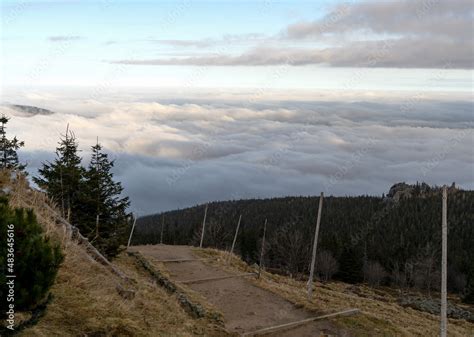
[386,182,458,202]
[387,183,414,202]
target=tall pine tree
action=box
[80,140,130,257]
[33,126,84,224]
[0,114,26,171]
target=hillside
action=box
[1,174,473,336]
[135,183,474,299]
[197,248,474,336]
[0,172,227,336]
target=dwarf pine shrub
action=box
[0,196,63,312]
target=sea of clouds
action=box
[1,89,473,215]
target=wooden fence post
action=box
[127,215,137,248]
[258,218,267,278]
[229,214,242,259]
[95,214,100,240]
[199,204,208,248]
[441,185,448,337]
[308,192,323,300]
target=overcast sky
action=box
[1,0,473,215]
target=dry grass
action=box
[195,248,474,337]
[20,244,228,337]
[3,172,473,336]
[1,172,225,336]
[4,172,66,243]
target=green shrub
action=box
[0,196,63,311]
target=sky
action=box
[0,0,473,215]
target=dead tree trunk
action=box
[229,214,242,258]
[440,185,448,337]
[258,218,267,278]
[127,216,137,248]
[308,192,324,300]
[199,204,208,248]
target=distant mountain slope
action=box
[135,183,474,300]
[1,104,55,117]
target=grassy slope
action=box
[20,245,226,337]
[4,172,473,336]
[2,174,225,337]
[195,248,474,337]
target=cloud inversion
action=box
[2,90,473,215]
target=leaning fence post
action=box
[308,192,323,300]
[258,218,268,278]
[199,204,208,248]
[127,215,137,248]
[229,214,242,261]
[440,185,448,337]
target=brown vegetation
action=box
[195,248,474,337]
[1,172,228,336]
[3,173,473,336]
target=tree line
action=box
[135,184,474,304]
[0,115,130,257]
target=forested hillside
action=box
[134,183,474,302]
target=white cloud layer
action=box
[2,89,473,215]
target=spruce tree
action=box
[81,140,130,257]
[33,126,84,224]
[337,246,364,283]
[0,114,26,171]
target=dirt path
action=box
[132,245,350,337]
